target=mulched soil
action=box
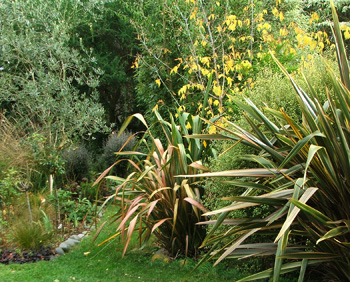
[0,247,56,264]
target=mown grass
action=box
[0,208,246,282]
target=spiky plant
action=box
[185,2,350,281]
[93,108,215,258]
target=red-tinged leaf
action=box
[122,215,139,257]
[147,199,160,218]
[172,199,179,237]
[151,218,171,233]
[149,187,171,199]
[115,151,147,156]
[154,138,165,154]
[116,205,140,232]
[189,161,210,171]
[92,162,117,186]
[91,221,107,246]
[185,235,189,257]
[184,197,209,213]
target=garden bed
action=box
[0,247,55,264]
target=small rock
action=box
[85,225,95,231]
[77,234,85,240]
[70,235,80,240]
[55,247,65,255]
[82,231,88,235]
[66,238,80,246]
[151,248,172,263]
[59,242,70,252]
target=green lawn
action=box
[0,214,245,282]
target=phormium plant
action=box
[185,2,350,281]
[93,107,216,258]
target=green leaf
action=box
[289,198,331,224]
[279,132,324,169]
[317,226,349,244]
[221,196,286,206]
[178,168,287,178]
[298,259,308,282]
[237,260,327,281]
[275,187,318,242]
[118,113,148,136]
[278,252,337,260]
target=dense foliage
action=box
[187,2,350,281]
[2,1,350,281]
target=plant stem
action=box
[25,189,33,226]
[49,174,54,195]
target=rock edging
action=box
[54,225,96,256]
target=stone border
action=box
[54,208,102,256]
[54,227,94,256]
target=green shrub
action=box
[49,189,94,227]
[99,130,136,175]
[244,53,336,122]
[204,141,258,212]
[78,180,103,203]
[62,146,91,182]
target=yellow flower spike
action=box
[170,65,179,75]
[272,7,278,17]
[208,125,216,134]
[190,8,197,20]
[279,12,284,22]
[345,30,350,40]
